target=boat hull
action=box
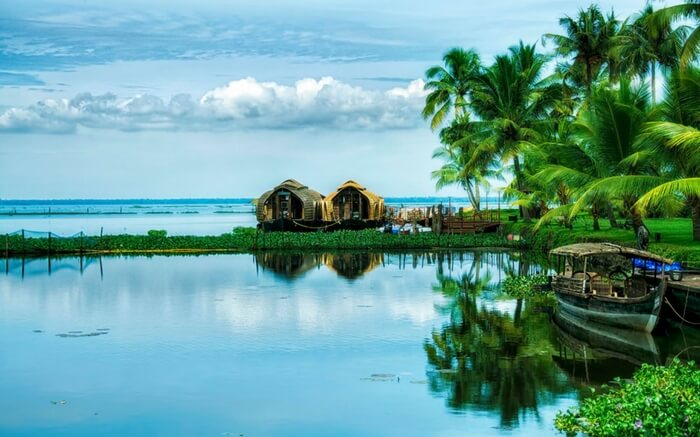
[666,285,700,324]
[554,282,665,333]
[259,218,384,232]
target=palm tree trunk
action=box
[465,180,481,214]
[512,156,531,223]
[591,205,600,231]
[651,62,656,105]
[606,201,618,228]
[690,196,700,241]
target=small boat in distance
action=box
[549,243,671,333]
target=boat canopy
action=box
[550,242,672,265]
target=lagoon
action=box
[0,252,696,436]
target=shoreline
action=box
[3,221,699,264]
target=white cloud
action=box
[0,77,428,133]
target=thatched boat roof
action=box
[256,179,324,222]
[325,180,383,204]
[550,243,672,264]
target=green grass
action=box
[519,217,700,263]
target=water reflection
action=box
[552,310,700,387]
[424,264,571,428]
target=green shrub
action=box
[555,359,700,436]
[147,229,167,238]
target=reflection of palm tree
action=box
[424,267,569,428]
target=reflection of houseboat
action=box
[550,243,670,333]
[255,252,321,279]
[323,180,385,230]
[256,179,326,232]
[322,253,383,279]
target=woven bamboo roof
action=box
[325,180,383,204]
[258,179,324,204]
[550,243,672,264]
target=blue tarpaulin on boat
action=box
[633,258,683,271]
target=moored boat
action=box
[549,243,670,333]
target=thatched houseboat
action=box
[256,179,325,231]
[323,180,385,229]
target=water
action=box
[0,197,505,236]
[1,252,697,436]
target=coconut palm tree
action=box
[422,48,482,130]
[619,3,688,104]
[543,5,621,95]
[654,0,700,68]
[431,118,501,213]
[469,42,561,222]
[635,67,700,240]
[563,80,660,235]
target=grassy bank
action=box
[1,227,525,257]
[518,217,700,264]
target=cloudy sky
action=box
[0,0,679,199]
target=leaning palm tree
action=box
[543,5,621,95]
[422,48,481,130]
[469,42,561,222]
[619,2,688,104]
[432,118,501,213]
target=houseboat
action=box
[322,180,385,230]
[256,179,326,232]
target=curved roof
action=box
[325,180,383,204]
[550,243,672,264]
[256,179,324,222]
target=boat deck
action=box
[667,273,700,294]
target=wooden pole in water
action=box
[5,233,8,259]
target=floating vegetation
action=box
[32,329,43,333]
[501,274,551,298]
[56,331,108,338]
[96,328,110,331]
[356,304,373,308]
[361,373,398,382]
[50,400,68,405]
[2,228,524,257]
[409,380,428,384]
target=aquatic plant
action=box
[501,274,551,298]
[554,359,700,436]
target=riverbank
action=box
[3,217,700,262]
[1,228,525,257]
[520,217,700,264]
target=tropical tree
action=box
[469,42,561,222]
[635,67,700,240]
[422,48,482,130]
[543,5,621,95]
[654,0,700,68]
[564,80,660,235]
[619,2,687,104]
[432,118,501,213]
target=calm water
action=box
[1,252,698,436]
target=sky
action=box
[0,0,683,199]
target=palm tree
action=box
[543,5,621,95]
[654,0,700,68]
[635,67,700,240]
[422,48,481,130]
[469,42,561,222]
[564,80,660,235]
[432,118,501,213]
[619,3,687,104]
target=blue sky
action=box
[0,0,682,198]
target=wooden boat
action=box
[550,243,671,333]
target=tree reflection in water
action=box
[424,254,570,429]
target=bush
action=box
[555,360,700,436]
[147,229,167,238]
